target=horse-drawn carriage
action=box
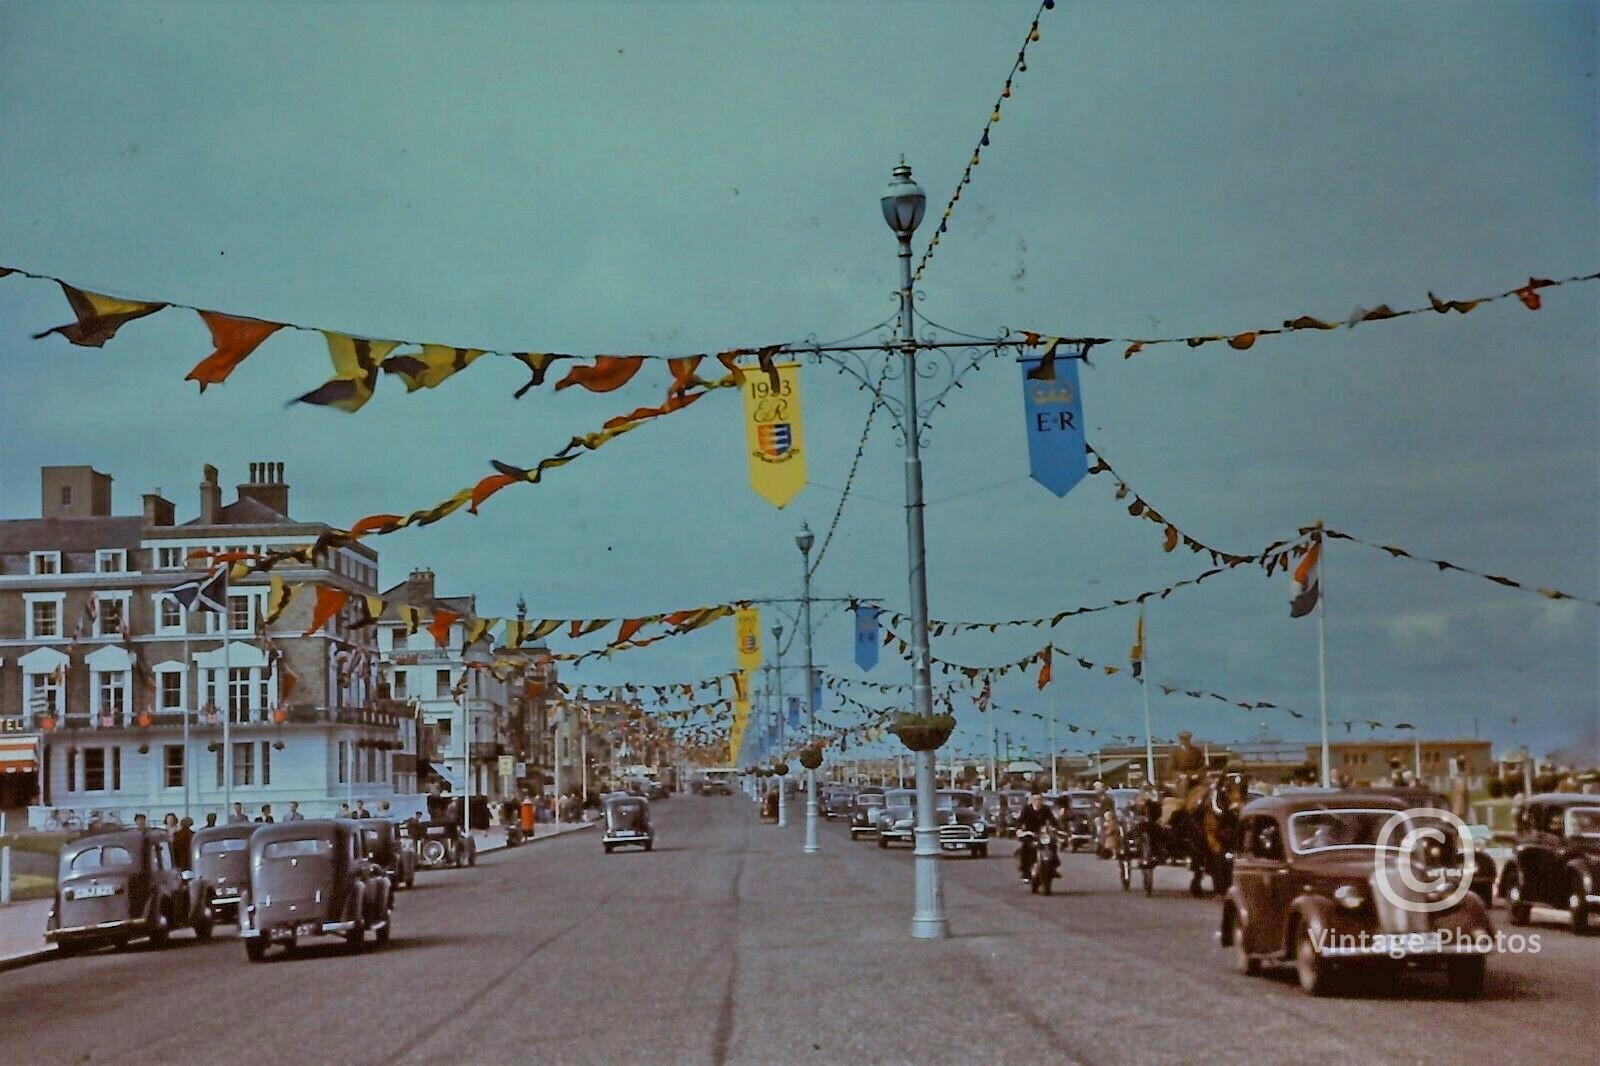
[1116,772,1251,897]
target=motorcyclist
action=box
[1014,790,1059,882]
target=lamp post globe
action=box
[881,161,927,237]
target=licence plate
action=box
[75,884,116,899]
[1373,932,1444,953]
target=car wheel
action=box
[1446,955,1486,999]
[376,910,392,947]
[1504,867,1531,926]
[467,847,476,867]
[1295,926,1332,996]
[1570,878,1591,934]
[344,919,366,955]
[644,841,653,852]
[193,908,214,942]
[420,839,446,866]
[604,844,614,854]
[878,836,888,849]
[245,938,267,963]
[148,912,170,950]
[1230,915,1260,976]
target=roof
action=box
[378,577,475,618]
[0,516,145,555]
[1242,790,1414,817]
[192,823,260,843]
[1525,793,1600,807]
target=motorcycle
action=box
[1016,829,1062,895]
[504,823,525,847]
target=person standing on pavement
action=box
[256,803,275,823]
[353,800,372,819]
[227,802,250,824]
[336,802,352,819]
[286,801,305,821]
[203,812,218,829]
[173,817,195,870]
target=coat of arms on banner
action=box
[757,422,793,458]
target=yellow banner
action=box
[729,669,753,762]
[741,362,806,508]
[735,606,762,674]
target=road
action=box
[3,797,1596,1065]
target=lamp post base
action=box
[910,750,947,939]
[803,768,820,853]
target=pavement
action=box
[0,819,591,972]
[1,799,1596,1065]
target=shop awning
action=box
[0,735,39,774]
[428,762,465,791]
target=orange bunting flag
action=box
[1514,277,1553,310]
[667,355,706,396]
[380,344,485,393]
[1036,646,1053,690]
[1227,332,1258,350]
[614,618,649,645]
[33,283,165,347]
[569,619,611,639]
[555,356,647,393]
[349,513,406,536]
[468,473,519,513]
[1428,292,1481,315]
[428,610,460,648]
[186,311,283,391]
[294,333,401,412]
[303,587,350,636]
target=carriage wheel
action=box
[1141,835,1156,896]
[1119,857,1131,892]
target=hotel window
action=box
[338,741,348,784]
[83,747,107,791]
[158,596,183,632]
[228,668,252,720]
[391,629,407,651]
[227,594,252,633]
[28,672,62,715]
[95,549,127,573]
[29,551,61,575]
[258,673,271,712]
[367,747,377,781]
[29,599,61,639]
[97,671,128,718]
[215,746,225,788]
[159,672,183,711]
[393,671,408,700]
[95,596,126,638]
[156,546,184,570]
[233,742,253,787]
[164,745,185,788]
[261,741,272,786]
[435,669,452,699]
[61,485,71,507]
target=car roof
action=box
[251,818,351,842]
[1241,790,1414,817]
[192,823,259,843]
[65,828,152,852]
[1527,793,1600,807]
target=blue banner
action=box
[854,604,882,672]
[1020,345,1087,497]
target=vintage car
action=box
[405,817,477,869]
[820,785,853,819]
[239,820,393,960]
[1365,786,1497,904]
[1499,792,1600,933]
[357,818,416,890]
[1058,790,1099,852]
[995,789,1029,837]
[876,789,918,848]
[849,788,886,838]
[191,823,259,928]
[45,828,205,953]
[1220,792,1493,997]
[933,789,990,857]
[601,795,655,853]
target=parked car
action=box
[406,817,477,869]
[1499,792,1600,933]
[357,818,416,890]
[821,785,854,819]
[1059,790,1098,852]
[602,795,655,853]
[996,790,1029,837]
[191,823,259,928]
[1220,792,1493,997]
[849,789,886,839]
[239,820,393,961]
[934,789,991,858]
[45,827,206,953]
[877,789,917,848]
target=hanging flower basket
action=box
[39,714,57,733]
[136,711,153,728]
[771,761,789,777]
[137,743,150,755]
[888,712,957,752]
[271,707,288,725]
[798,746,824,770]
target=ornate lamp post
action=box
[796,522,819,854]
[771,622,786,828]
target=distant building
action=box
[1316,738,1492,789]
[1,462,407,823]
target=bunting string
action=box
[1317,527,1600,607]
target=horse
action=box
[1177,770,1250,897]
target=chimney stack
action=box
[199,465,221,524]
[236,460,290,517]
[406,568,436,603]
[142,491,174,527]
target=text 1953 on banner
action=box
[742,362,806,508]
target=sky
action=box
[1,1,1595,765]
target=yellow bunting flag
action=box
[264,575,297,625]
[734,605,762,674]
[294,333,401,413]
[32,283,165,348]
[380,344,485,393]
[741,360,806,508]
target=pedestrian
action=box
[174,817,194,870]
[256,803,275,823]
[378,801,392,819]
[336,802,352,819]
[286,801,305,821]
[227,802,250,824]
[162,812,179,833]
[133,813,149,831]
[203,812,218,829]
[353,800,372,819]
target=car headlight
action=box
[973,820,987,833]
[1333,884,1364,910]
[895,818,913,829]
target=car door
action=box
[1522,804,1559,905]
[1237,815,1291,953]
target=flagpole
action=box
[1316,529,1331,788]
[1141,679,1155,786]
[222,612,232,816]
[1048,694,1058,793]
[182,609,192,821]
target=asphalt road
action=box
[3,797,1596,1066]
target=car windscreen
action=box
[884,793,915,806]
[1288,809,1405,853]
[856,795,884,808]
[608,805,647,827]
[1567,808,1600,838]
[938,794,975,809]
[198,837,249,856]
[262,838,335,860]
[65,845,134,875]
[1069,797,1094,810]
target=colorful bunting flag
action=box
[32,282,165,347]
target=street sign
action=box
[515,761,527,778]
[498,754,514,778]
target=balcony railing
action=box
[32,704,410,733]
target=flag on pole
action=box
[1130,610,1145,679]
[1036,646,1053,690]
[167,568,228,613]
[1290,533,1323,618]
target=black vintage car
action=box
[191,823,259,928]
[933,789,991,858]
[848,788,886,839]
[45,828,205,953]
[601,795,655,853]
[357,818,416,889]
[1499,792,1600,933]
[1058,790,1098,852]
[876,789,918,848]
[1221,792,1493,997]
[239,820,394,960]
[406,816,477,869]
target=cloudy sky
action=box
[2,1,1594,764]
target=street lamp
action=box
[771,622,787,828]
[796,522,819,854]
[881,159,945,939]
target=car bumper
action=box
[241,918,358,941]
[46,916,155,943]
[603,833,651,845]
[849,825,879,836]
[1316,932,1495,959]
[880,828,913,843]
